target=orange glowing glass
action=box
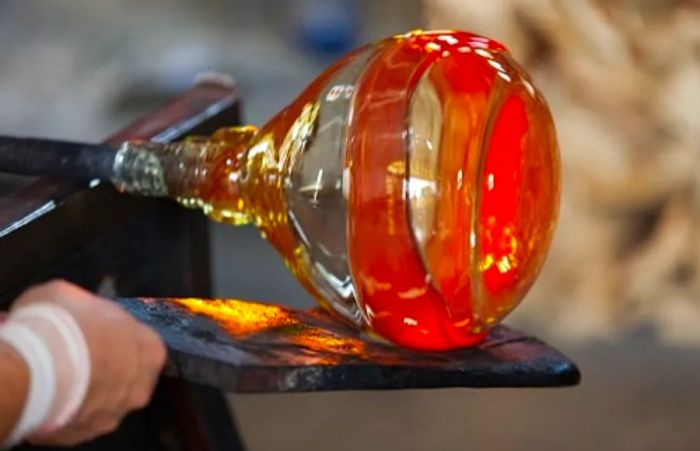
[113,30,560,350]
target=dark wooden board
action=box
[120,297,581,393]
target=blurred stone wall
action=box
[425,0,700,344]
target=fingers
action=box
[12,280,167,446]
[29,411,123,446]
[132,327,167,409]
[14,280,93,308]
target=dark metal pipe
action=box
[0,136,118,181]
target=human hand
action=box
[11,280,166,446]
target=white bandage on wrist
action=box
[0,322,56,446]
[12,304,91,431]
[0,303,91,447]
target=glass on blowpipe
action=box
[111,30,560,351]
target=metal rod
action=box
[0,136,119,181]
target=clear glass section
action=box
[407,73,442,276]
[284,46,376,324]
[406,58,486,323]
[405,44,559,331]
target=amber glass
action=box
[115,30,560,350]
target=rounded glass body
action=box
[131,30,561,350]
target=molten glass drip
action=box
[113,30,560,351]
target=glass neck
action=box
[111,125,258,223]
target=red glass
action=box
[343,31,559,349]
[116,30,560,350]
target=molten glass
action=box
[113,30,560,350]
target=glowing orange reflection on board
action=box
[172,298,295,336]
[171,298,369,364]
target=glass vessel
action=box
[113,30,560,350]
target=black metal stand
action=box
[0,81,246,451]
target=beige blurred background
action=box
[426,0,700,345]
[0,1,698,450]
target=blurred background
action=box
[1,0,699,450]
